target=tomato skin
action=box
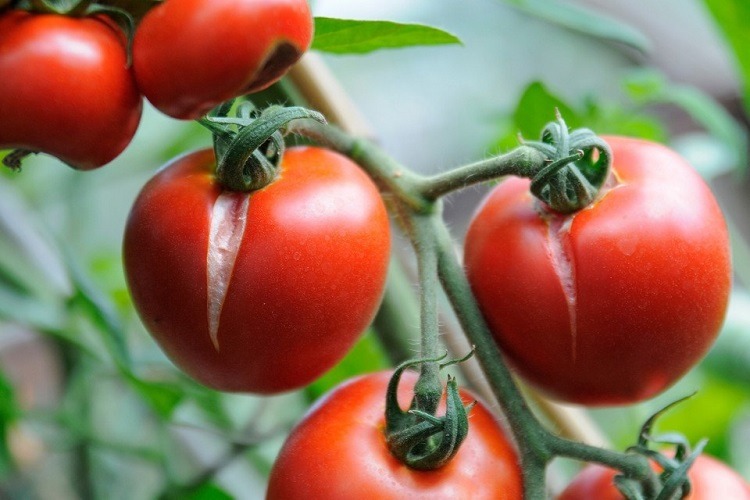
[465,137,731,405]
[0,11,142,170]
[558,455,750,499]
[123,147,390,393]
[266,371,523,500]
[132,0,313,119]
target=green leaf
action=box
[502,0,650,54]
[126,376,185,420]
[304,331,390,401]
[702,0,750,117]
[491,81,581,151]
[312,17,461,54]
[514,82,582,138]
[184,483,233,500]
[624,70,747,175]
[0,370,18,476]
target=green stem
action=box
[409,211,443,414]
[287,120,429,213]
[371,259,422,364]
[417,146,547,201]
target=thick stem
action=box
[409,211,443,415]
[372,260,421,364]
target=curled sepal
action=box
[385,353,449,433]
[637,393,696,449]
[386,375,474,471]
[655,439,707,500]
[613,475,646,500]
[214,106,326,192]
[523,109,612,213]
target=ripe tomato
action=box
[132,0,313,119]
[266,371,523,499]
[464,137,731,405]
[0,10,142,170]
[558,454,750,499]
[123,146,390,393]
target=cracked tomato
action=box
[123,146,390,393]
[464,137,731,405]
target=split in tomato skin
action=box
[558,454,750,499]
[465,137,731,405]
[266,371,524,500]
[0,10,142,170]
[132,0,313,120]
[123,146,390,393]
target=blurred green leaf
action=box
[514,82,582,138]
[502,0,650,54]
[126,376,185,420]
[61,242,132,371]
[304,331,390,401]
[185,483,233,500]
[656,376,749,459]
[492,81,581,151]
[624,70,747,175]
[702,0,750,117]
[0,370,17,476]
[0,286,66,331]
[312,17,461,54]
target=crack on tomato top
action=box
[207,192,250,351]
[545,214,578,362]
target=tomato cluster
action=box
[0,0,312,168]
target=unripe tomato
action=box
[267,371,523,499]
[0,11,142,170]
[123,147,390,393]
[133,0,313,119]
[465,137,731,405]
[558,455,750,499]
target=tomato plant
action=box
[132,0,313,119]
[266,370,523,499]
[464,136,731,405]
[123,146,390,393]
[0,10,142,170]
[558,454,750,499]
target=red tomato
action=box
[0,11,142,170]
[132,0,313,119]
[558,455,750,499]
[123,146,390,393]
[464,137,731,405]
[266,371,523,499]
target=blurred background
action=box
[1,0,749,497]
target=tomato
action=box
[464,137,731,405]
[0,10,142,170]
[132,0,313,119]
[266,371,523,499]
[123,146,390,393]
[558,454,750,499]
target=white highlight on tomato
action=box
[207,192,250,351]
